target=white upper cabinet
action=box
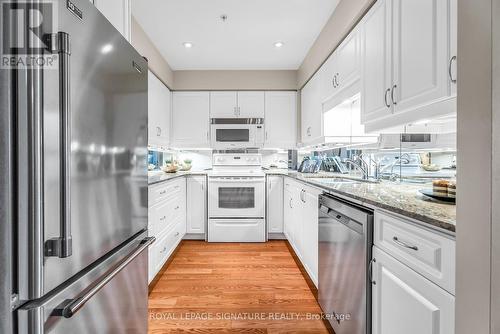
[301,69,324,145]
[391,0,449,114]
[210,91,265,118]
[360,0,455,132]
[322,27,361,107]
[238,92,265,118]
[93,0,131,41]
[449,0,457,96]
[171,92,211,148]
[360,0,393,124]
[210,92,238,118]
[148,71,171,147]
[264,91,297,148]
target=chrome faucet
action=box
[345,155,369,180]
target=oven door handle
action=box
[209,178,265,183]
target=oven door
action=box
[211,124,255,149]
[208,177,265,218]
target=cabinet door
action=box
[323,28,361,105]
[172,92,210,147]
[93,0,131,41]
[372,246,455,334]
[392,0,449,114]
[300,188,319,286]
[449,0,457,96]
[301,70,324,144]
[321,50,339,104]
[148,71,171,146]
[360,0,393,124]
[283,183,294,241]
[238,91,265,118]
[186,176,206,234]
[336,28,361,94]
[267,176,284,234]
[210,92,237,118]
[264,92,297,148]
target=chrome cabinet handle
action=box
[175,232,180,237]
[159,190,166,195]
[54,237,155,318]
[449,56,457,84]
[332,76,336,88]
[391,85,397,105]
[289,198,293,209]
[335,73,339,87]
[159,215,166,221]
[175,206,179,210]
[384,88,391,108]
[44,31,73,258]
[156,126,161,137]
[369,258,376,285]
[392,236,418,251]
[301,189,306,203]
[307,126,312,137]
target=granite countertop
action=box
[148,170,208,185]
[265,169,456,234]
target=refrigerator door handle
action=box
[54,236,155,318]
[43,32,73,258]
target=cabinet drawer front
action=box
[149,178,184,205]
[374,211,455,294]
[152,196,184,236]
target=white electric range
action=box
[208,153,266,242]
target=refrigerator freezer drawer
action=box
[18,232,154,334]
[208,219,265,242]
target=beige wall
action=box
[456,0,492,333]
[173,70,297,91]
[297,0,375,88]
[131,17,175,89]
[492,0,500,332]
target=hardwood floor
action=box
[148,240,330,333]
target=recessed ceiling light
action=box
[183,42,193,48]
[101,44,113,54]
[274,41,284,48]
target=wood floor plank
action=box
[148,240,329,333]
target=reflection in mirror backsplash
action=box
[302,132,457,185]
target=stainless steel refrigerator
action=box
[1,0,153,332]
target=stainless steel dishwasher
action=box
[318,193,373,334]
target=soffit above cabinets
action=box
[131,0,340,70]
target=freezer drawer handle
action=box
[54,236,155,318]
[43,31,73,258]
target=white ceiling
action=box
[131,0,340,70]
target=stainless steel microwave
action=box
[210,118,265,149]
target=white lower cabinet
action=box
[372,246,455,334]
[148,178,187,283]
[283,179,320,286]
[186,176,207,234]
[267,176,284,234]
